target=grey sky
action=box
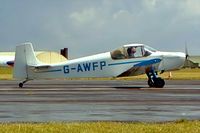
[0,0,199,58]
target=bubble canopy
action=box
[111,44,157,59]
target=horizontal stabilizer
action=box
[29,65,51,70]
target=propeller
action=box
[185,43,191,68]
[185,43,189,60]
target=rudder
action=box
[13,42,40,79]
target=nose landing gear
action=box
[146,69,165,88]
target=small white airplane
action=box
[13,42,185,88]
[0,51,67,67]
[0,53,15,67]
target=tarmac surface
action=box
[0,80,200,122]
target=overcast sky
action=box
[0,0,199,58]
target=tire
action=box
[19,83,23,88]
[154,78,165,88]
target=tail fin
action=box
[13,42,40,79]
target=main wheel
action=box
[154,77,165,88]
[19,83,23,88]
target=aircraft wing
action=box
[117,58,161,77]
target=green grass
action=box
[0,67,12,74]
[0,120,200,133]
[0,67,13,80]
[164,68,200,80]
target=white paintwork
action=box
[123,43,145,48]
[13,42,185,81]
[0,51,45,67]
[156,52,186,71]
[0,55,14,67]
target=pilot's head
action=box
[127,47,136,56]
[131,47,136,53]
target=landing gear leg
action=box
[146,68,165,88]
[19,79,30,88]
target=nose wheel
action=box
[146,68,165,88]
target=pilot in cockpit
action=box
[127,47,136,58]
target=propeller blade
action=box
[185,43,192,68]
[185,43,189,60]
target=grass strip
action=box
[0,120,199,133]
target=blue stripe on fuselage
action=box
[108,61,141,66]
[36,69,62,73]
[108,58,161,67]
[133,58,161,67]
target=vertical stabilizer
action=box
[13,42,40,79]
